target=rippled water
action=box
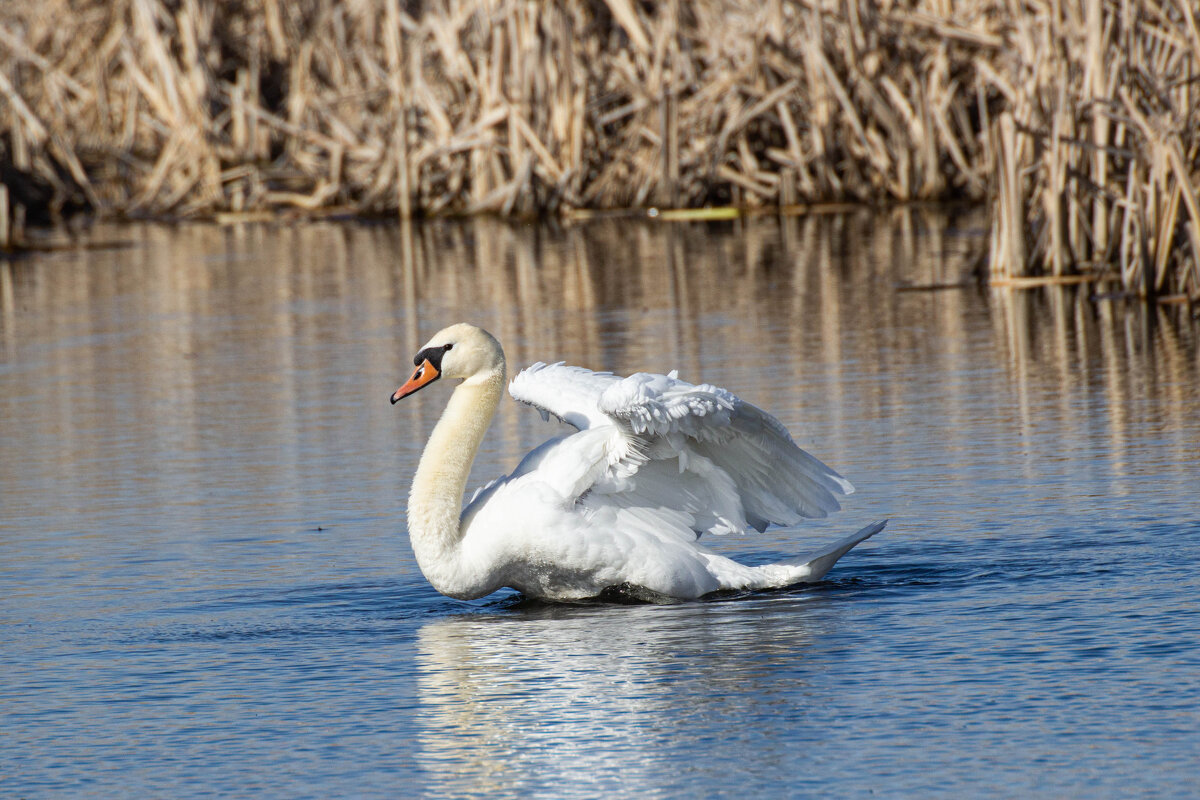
[2,214,1198,797]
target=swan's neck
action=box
[407,370,504,597]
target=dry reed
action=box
[0,0,1197,296]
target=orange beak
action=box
[390,359,440,404]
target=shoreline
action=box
[5,206,1198,312]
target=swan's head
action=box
[390,323,505,403]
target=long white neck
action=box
[406,369,505,598]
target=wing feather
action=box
[508,362,619,430]
[503,362,853,537]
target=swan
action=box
[391,322,884,602]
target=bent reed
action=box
[1,0,1197,297]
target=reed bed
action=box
[1,0,1197,296]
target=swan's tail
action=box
[706,520,886,593]
[781,519,887,582]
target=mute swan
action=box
[391,323,884,602]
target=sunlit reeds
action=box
[983,0,1200,300]
[0,0,1197,296]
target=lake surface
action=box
[2,213,1198,797]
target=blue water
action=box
[2,216,1198,797]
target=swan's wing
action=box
[599,372,854,529]
[505,364,854,536]
[699,400,854,527]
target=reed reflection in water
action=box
[1,212,1198,798]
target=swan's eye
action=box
[443,343,453,351]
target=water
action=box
[2,214,1198,797]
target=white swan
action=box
[391,323,884,602]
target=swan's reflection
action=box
[412,597,827,795]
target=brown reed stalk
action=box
[982,0,1200,299]
[0,0,1197,296]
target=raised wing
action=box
[505,363,854,536]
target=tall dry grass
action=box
[984,0,1200,300]
[0,0,1197,296]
